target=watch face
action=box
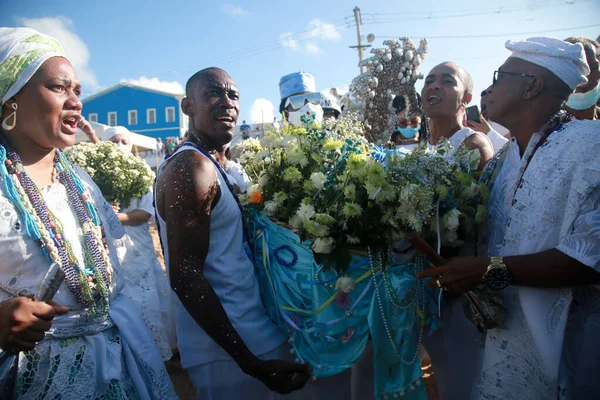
[485,267,510,290]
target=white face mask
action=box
[115,142,131,154]
[565,81,600,110]
[287,103,324,126]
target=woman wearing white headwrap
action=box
[0,27,177,398]
[105,126,177,361]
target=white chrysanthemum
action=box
[296,203,316,221]
[262,135,282,149]
[310,172,327,190]
[286,146,309,167]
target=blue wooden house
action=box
[82,83,187,140]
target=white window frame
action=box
[88,113,98,123]
[165,106,175,123]
[147,108,156,124]
[128,110,138,125]
[108,112,117,126]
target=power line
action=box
[375,23,600,40]
[354,0,591,26]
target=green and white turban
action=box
[0,27,67,116]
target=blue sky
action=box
[2,0,599,124]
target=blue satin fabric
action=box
[246,210,438,399]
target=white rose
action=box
[312,237,335,254]
[335,276,356,293]
[442,208,461,232]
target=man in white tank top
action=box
[419,61,495,400]
[422,61,495,170]
[155,68,312,399]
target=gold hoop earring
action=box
[2,103,18,131]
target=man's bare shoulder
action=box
[159,149,215,186]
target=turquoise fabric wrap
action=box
[247,210,439,399]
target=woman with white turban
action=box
[105,126,176,361]
[0,28,177,398]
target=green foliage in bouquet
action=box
[65,142,155,208]
[237,114,482,271]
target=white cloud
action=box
[222,3,247,17]
[304,42,321,55]
[19,16,99,91]
[280,18,340,56]
[306,19,341,41]
[279,32,298,50]
[249,98,275,124]
[121,77,184,94]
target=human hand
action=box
[466,116,492,134]
[77,117,95,136]
[111,203,120,213]
[247,358,312,394]
[0,297,69,352]
[417,257,488,294]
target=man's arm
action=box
[417,249,600,292]
[158,151,310,393]
[464,133,494,171]
[117,210,151,226]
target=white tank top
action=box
[429,127,494,153]
[155,146,284,368]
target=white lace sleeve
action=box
[556,185,600,271]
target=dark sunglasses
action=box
[397,116,421,128]
[493,70,537,86]
[284,92,322,111]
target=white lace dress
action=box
[475,119,600,400]
[0,167,177,399]
[115,191,176,360]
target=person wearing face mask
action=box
[105,126,177,362]
[278,72,324,126]
[321,93,341,121]
[390,93,426,153]
[564,36,600,120]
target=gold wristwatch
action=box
[483,256,511,290]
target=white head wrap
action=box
[0,27,67,115]
[104,126,133,151]
[505,37,590,90]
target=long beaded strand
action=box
[0,136,111,316]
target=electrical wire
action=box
[375,23,600,40]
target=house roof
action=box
[82,82,184,103]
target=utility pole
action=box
[349,7,370,74]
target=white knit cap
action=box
[505,37,590,90]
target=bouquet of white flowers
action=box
[238,115,483,271]
[65,142,155,208]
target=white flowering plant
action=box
[65,142,155,208]
[238,114,483,270]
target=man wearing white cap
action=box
[279,72,323,126]
[417,37,599,399]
